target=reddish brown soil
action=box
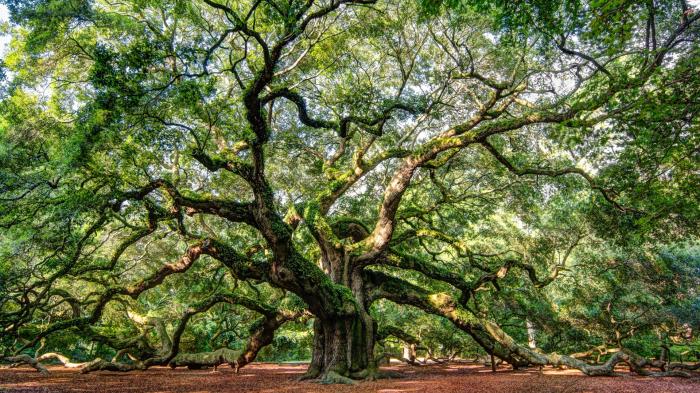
[1,363,699,393]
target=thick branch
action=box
[366,271,694,377]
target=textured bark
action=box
[36,353,87,368]
[3,355,50,375]
[80,358,146,373]
[168,348,240,370]
[309,316,373,382]
[302,319,325,379]
[300,252,377,382]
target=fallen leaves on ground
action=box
[1,362,699,393]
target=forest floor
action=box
[1,362,699,393]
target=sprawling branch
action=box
[261,87,423,137]
[378,246,571,306]
[120,179,255,224]
[365,271,695,377]
[358,10,700,259]
[2,355,50,376]
[82,292,306,374]
[480,139,627,211]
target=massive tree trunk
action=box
[303,253,377,383]
[306,308,376,383]
[305,315,374,383]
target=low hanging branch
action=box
[366,270,698,378]
[570,345,621,361]
[168,309,307,372]
[2,355,50,376]
[4,289,307,376]
[80,291,307,374]
[2,352,89,375]
[36,353,87,369]
[475,320,694,377]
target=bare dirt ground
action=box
[1,362,699,393]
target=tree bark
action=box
[3,355,50,376]
[403,344,417,364]
[526,319,537,350]
[300,255,377,383]
[304,308,376,383]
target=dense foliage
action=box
[0,0,698,382]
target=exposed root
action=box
[319,371,358,385]
[349,368,373,380]
[313,367,407,383]
[380,370,405,379]
[366,370,404,380]
[349,367,405,381]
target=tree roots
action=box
[319,371,358,385]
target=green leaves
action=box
[3,0,92,53]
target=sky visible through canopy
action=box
[0,5,9,52]
[2,1,700,56]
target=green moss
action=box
[412,136,462,158]
[269,217,292,241]
[287,251,358,316]
[303,202,342,248]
